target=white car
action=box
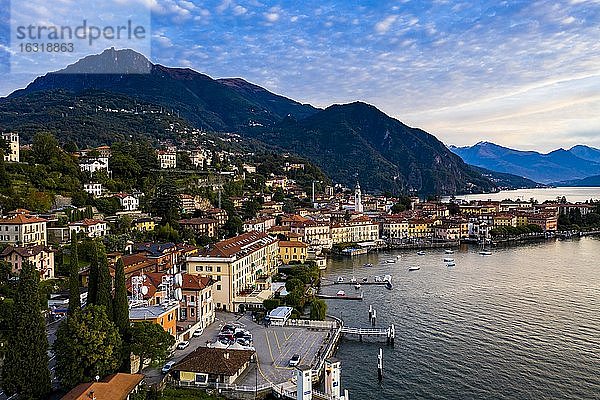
[161,361,176,374]
[177,341,190,350]
[192,328,204,337]
[289,354,301,367]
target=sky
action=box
[1,0,599,151]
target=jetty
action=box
[317,293,363,300]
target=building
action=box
[330,216,379,244]
[354,181,363,213]
[129,303,179,336]
[80,157,111,176]
[204,208,228,227]
[0,245,55,280]
[69,219,109,239]
[186,231,279,311]
[279,240,308,264]
[178,218,219,238]
[115,193,139,211]
[83,182,103,197]
[132,218,155,232]
[381,216,409,240]
[172,347,255,385]
[0,211,48,246]
[243,216,276,233]
[180,274,215,329]
[61,373,144,400]
[268,306,293,326]
[158,150,177,169]
[1,132,19,162]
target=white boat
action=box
[383,274,392,282]
[386,259,395,263]
[479,250,492,256]
[350,277,357,284]
[445,249,454,254]
[362,277,368,283]
[396,255,401,259]
[374,276,383,282]
[336,276,344,283]
[446,262,456,267]
[408,266,421,271]
[417,251,425,256]
[443,258,454,262]
[336,290,346,297]
[354,283,361,290]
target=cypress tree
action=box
[87,241,100,304]
[68,235,81,313]
[1,261,51,399]
[113,258,129,334]
[96,245,113,316]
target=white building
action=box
[354,181,363,213]
[68,219,109,239]
[158,151,177,169]
[243,216,276,233]
[1,132,19,162]
[83,183,103,197]
[0,211,47,246]
[80,157,111,176]
[115,193,139,211]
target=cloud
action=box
[374,15,398,34]
[232,5,247,16]
[264,12,280,22]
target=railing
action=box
[285,319,337,329]
[341,326,388,336]
[175,380,272,392]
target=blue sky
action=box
[1,0,599,151]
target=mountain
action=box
[2,48,495,195]
[553,174,600,187]
[449,142,600,184]
[469,166,546,189]
[568,145,600,164]
[10,48,319,133]
[249,102,494,194]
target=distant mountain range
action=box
[1,48,498,195]
[449,142,600,184]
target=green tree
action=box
[32,132,61,164]
[151,178,182,224]
[87,241,100,304]
[310,299,327,321]
[129,321,175,372]
[54,305,122,389]
[285,278,304,294]
[1,261,51,399]
[68,236,81,313]
[113,258,129,335]
[96,247,113,316]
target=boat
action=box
[385,281,393,290]
[363,263,373,267]
[396,255,401,259]
[446,262,456,267]
[408,266,421,271]
[350,277,357,284]
[443,258,454,262]
[362,277,368,283]
[354,283,361,290]
[417,251,425,256]
[336,290,346,297]
[336,276,344,284]
[386,259,395,263]
[479,250,492,256]
[445,249,454,254]
[383,274,392,282]
[374,276,382,282]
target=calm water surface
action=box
[321,238,600,399]
[444,187,600,203]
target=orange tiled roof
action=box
[0,213,47,225]
[61,373,143,400]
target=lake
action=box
[443,187,600,203]
[321,237,600,399]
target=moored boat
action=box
[408,266,421,271]
[417,251,425,256]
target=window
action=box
[216,284,221,290]
[206,266,213,272]
[195,266,203,272]
[216,266,221,272]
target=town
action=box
[1,132,599,400]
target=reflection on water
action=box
[322,237,600,399]
[443,187,600,203]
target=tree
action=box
[310,299,327,321]
[129,321,175,372]
[54,305,122,389]
[68,236,81,313]
[113,258,129,335]
[151,178,181,224]
[96,248,113,316]
[87,242,100,304]
[32,132,61,164]
[285,278,304,294]
[1,261,51,399]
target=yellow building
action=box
[132,218,156,232]
[185,231,279,312]
[279,241,308,264]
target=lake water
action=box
[321,238,600,399]
[443,187,600,203]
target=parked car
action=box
[289,354,301,367]
[192,328,204,337]
[177,341,190,350]
[236,338,250,347]
[221,324,236,333]
[161,361,176,374]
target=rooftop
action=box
[61,373,143,400]
[173,347,255,376]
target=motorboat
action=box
[386,259,395,263]
[396,255,401,259]
[443,258,454,263]
[446,262,456,267]
[417,251,425,256]
[374,276,383,282]
[336,290,346,297]
[363,263,373,267]
[479,250,492,256]
[354,283,361,290]
[383,274,392,282]
[362,277,368,283]
[385,281,393,290]
[408,266,421,271]
[336,276,344,284]
[445,249,454,254]
[350,277,357,284]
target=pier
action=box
[317,293,364,300]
